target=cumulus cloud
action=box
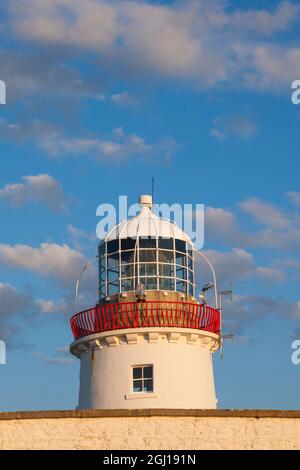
[0,243,88,286]
[205,197,300,253]
[0,174,67,212]
[0,282,65,345]
[0,119,176,163]
[201,248,254,284]
[8,0,300,90]
[239,197,290,229]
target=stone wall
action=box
[0,410,299,450]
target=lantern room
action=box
[99,195,195,302]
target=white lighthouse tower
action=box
[70,195,221,409]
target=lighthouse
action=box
[70,195,221,409]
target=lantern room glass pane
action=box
[139,250,156,262]
[158,238,173,250]
[175,252,186,266]
[158,250,173,263]
[108,270,119,282]
[176,280,187,293]
[140,277,157,290]
[159,264,174,277]
[98,243,105,257]
[122,278,134,291]
[107,281,119,295]
[175,240,186,253]
[159,277,175,290]
[107,253,119,268]
[121,238,136,250]
[139,237,157,248]
[107,239,119,254]
[139,263,157,276]
[121,263,135,278]
[121,250,135,264]
[100,284,106,298]
[176,266,187,280]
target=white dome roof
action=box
[105,196,193,245]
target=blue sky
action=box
[0,0,300,410]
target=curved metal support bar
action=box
[75,255,99,309]
[194,250,219,310]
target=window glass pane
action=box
[176,280,187,293]
[140,264,157,276]
[188,270,193,283]
[122,278,134,292]
[175,239,186,253]
[159,277,175,291]
[139,237,156,248]
[144,379,153,392]
[144,366,153,379]
[175,252,186,266]
[121,263,135,278]
[100,268,106,281]
[100,286,106,298]
[133,380,143,392]
[139,250,156,262]
[140,277,157,290]
[108,253,119,268]
[158,238,173,250]
[108,270,119,282]
[176,266,187,280]
[98,243,105,257]
[188,256,193,270]
[121,250,135,264]
[159,264,174,277]
[107,282,119,295]
[107,239,119,253]
[100,257,106,269]
[121,238,136,250]
[158,250,174,263]
[188,284,194,296]
[133,367,143,379]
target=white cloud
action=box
[0,174,67,212]
[11,0,117,49]
[202,248,255,284]
[0,243,88,286]
[0,282,66,344]
[255,266,285,283]
[238,197,290,229]
[9,0,300,90]
[0,119,176,163]
[205,206,249,246]
[41,127,154,162]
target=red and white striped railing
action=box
[70,301,220,340]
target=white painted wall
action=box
[74,329,219,409]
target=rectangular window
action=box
[132,365,153,393]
